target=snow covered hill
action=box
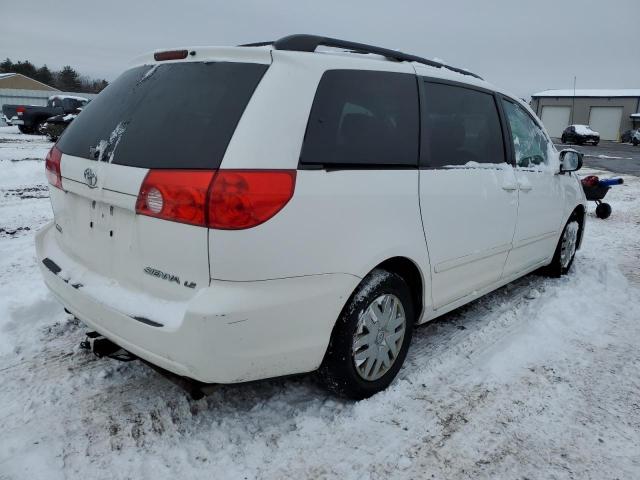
[1,126,639,479]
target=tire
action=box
[318,269,414,400]
[544,216,581,278]
[32,121,43,135]
[596,203,612,219]
[18,125,34,134]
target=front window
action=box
[502,100,551,168]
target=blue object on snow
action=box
[599,178,624,187]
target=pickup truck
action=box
[2,95,89,134]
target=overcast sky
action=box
[2,0,636,98]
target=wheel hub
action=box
[352,293,406,381]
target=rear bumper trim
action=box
[133,316,164,328]
[42,257,61,274]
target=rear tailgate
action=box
[49,55,270,315]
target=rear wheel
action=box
[318,269,414,400]
[544,216,581,277]
[18,125,34,134]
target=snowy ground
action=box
[1,125,639,479]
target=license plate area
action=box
[88,199,117,240]
[55,190,134,280]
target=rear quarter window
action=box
[57,62,268,169]
[300,70,419,168]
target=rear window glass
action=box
[300,70,419,167]
[57,62,268,169]
[421,81,505,168]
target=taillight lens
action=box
[135,169,296,229]
[135,170,215,226]
[208,170,296,230]
[16,106,25,115]
[45,146,63,189]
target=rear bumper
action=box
[35,222,359,383]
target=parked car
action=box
[35,35,587,399]
[561,124,600,145]
[2,95,88,134]
[40,108,84,142]
[620,129,639,144]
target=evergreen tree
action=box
[35,65,54,86]
[0,57,106,92]
[0,58,13,73]
[13,60,37,79]
[56,65,81,91]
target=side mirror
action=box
[559,149,583,173]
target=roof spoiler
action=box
[239,34,483,80]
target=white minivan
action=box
[36,35,586,399]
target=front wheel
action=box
[544,217,581,278]
[318,269,414,400]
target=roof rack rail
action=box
[239,34,482,80]
[238,41,274,47]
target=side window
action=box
[300,70,419,167]
[421,82,505,168]
[502,100,550,168]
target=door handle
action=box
[518,183,532,192]
[502,184,517,191]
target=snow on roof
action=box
[631,113,640,118]
[533,89,640,98]
[572,125,598,135]
[48,94,89,102]
[0,73,16,79]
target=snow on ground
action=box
[1,125,639,479]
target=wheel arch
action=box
[368,256,425,323]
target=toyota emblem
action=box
[84,168,98,188]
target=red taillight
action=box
[208,170,296,230]
[153,50,189,61]
[45,146,63,189]
[16,106,25,115]
[135,170,215,226]
[135,169,296,229]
